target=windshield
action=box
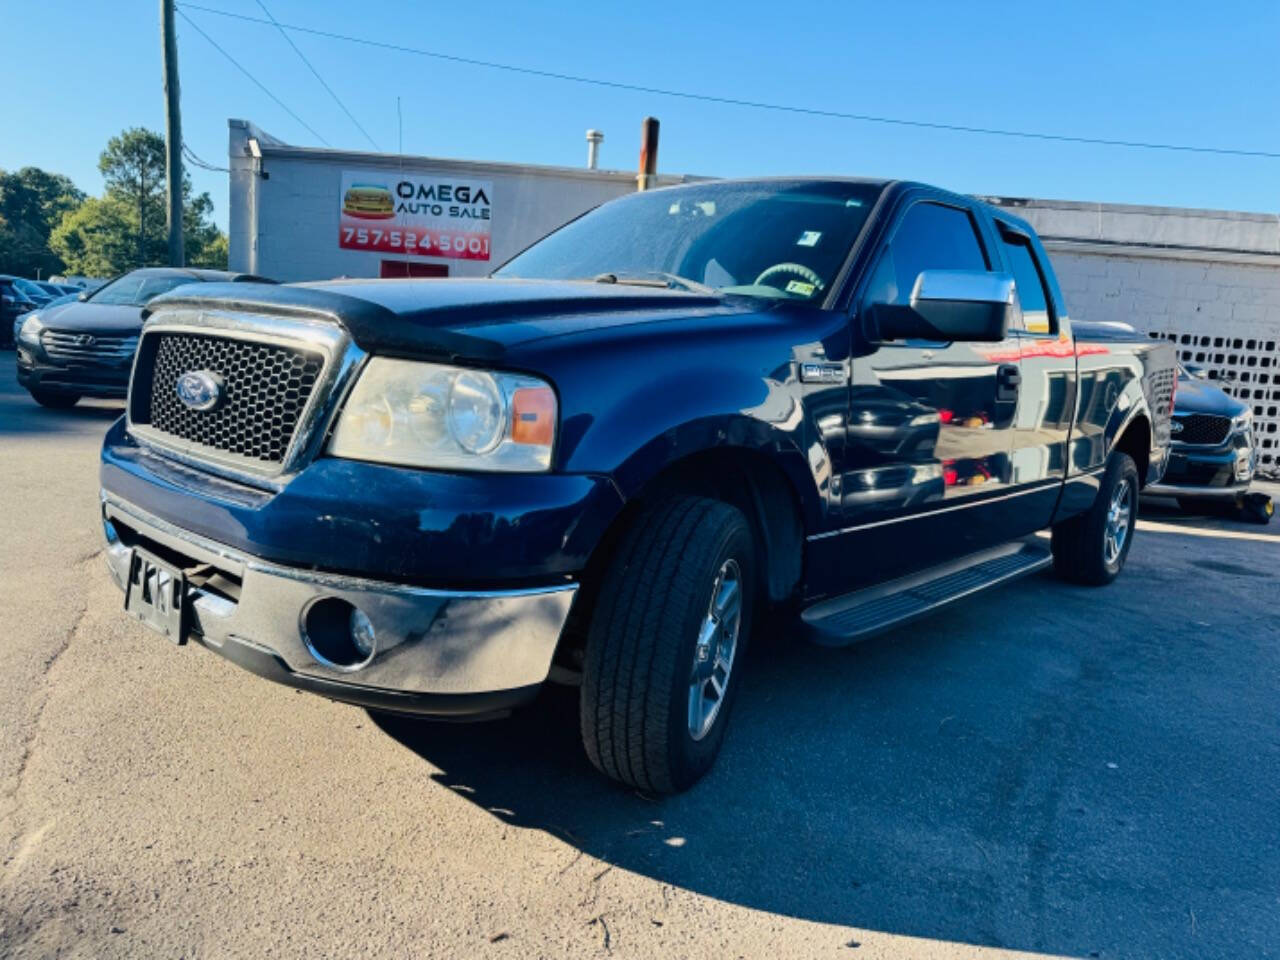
[495,180,882,302]
[90,273,198,306]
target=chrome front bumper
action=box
[101,494,577,714]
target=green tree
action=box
[99,128,168,267]
[49,196,136,277]
[190,228,228,270]
[183,191,228,268]
[49,127,229,275]
[0,167,85,277]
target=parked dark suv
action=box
[1,277,43,348]
[15,267,274,408]
[1144,363,1271,522]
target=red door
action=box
[379,260,449,279]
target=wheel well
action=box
[1112,414,1151,487]
[555,449,806,673]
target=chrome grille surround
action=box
[126,309,366,489]
[42,330,139,364]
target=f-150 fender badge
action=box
[800,362,845,384]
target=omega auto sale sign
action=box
[338,171,493,260]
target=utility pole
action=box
[161,0,184,266]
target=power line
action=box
[175,1,1280,161]
[175,6,331,147]
[182,142,230,173]
[253,0,381,151]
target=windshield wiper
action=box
[591,271,716,295]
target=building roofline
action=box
[229,119,698,186]
[981,194,1280,225]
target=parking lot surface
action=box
[1,361,1277,959]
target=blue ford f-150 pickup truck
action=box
[101,178,1175,792]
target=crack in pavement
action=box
[1,551,103,832]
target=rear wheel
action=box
[580,496,755,793]
[1052,453,1138,585]
[1242,493,1275,526]
[31,389,80,409]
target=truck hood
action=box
[33,298,145,336]
[306,278,744,344]
[1174,375,1247,417]
[148,278,756,362]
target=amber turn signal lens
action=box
[511,387,556,446]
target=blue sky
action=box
[5,0,1279,233]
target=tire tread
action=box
[581,496,746,793]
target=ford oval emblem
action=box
[175,370,224,412]
[1170,420,1184,434]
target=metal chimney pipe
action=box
[586,129,604,169]
[637,116,659,191]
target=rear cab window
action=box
[997,227,1055,334]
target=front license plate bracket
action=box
[124,548,188,645]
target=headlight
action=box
[328,358,557,472]
[1233,408,1253,433]
[18,313,44,347]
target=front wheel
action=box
[1242,493,1275,526]
[580,496,755,793]
[1052,452,1139,585]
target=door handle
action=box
[996,363,1020,402]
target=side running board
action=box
[801,539,1053,647]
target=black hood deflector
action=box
[144,283,506,363]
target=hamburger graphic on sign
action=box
[338,170,493,261]
[342,183,395,220]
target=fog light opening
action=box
[301,597,376,671]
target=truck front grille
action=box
[1171,413,1231,446]
[131,331,325,466]
[42,330,138,365]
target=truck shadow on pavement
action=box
[372,558,1277,959]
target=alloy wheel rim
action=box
[1104,479,1133,566]
[688,558,742,741]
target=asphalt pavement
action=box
[1,359,1277,959]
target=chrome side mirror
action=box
[871,270,1019,342]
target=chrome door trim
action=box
[807,478,1063,541]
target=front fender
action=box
[558,361,824,531]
